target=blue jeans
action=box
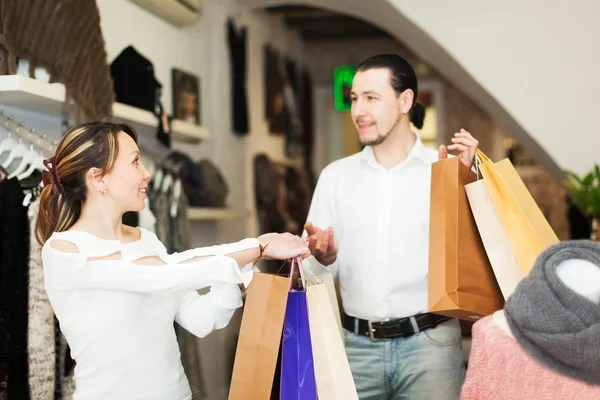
[343,318,465,400]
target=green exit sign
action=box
[333,65,357,112]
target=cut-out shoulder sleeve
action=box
[50,239,81,254]
[42,239,247,293]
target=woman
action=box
[36,121,310,400]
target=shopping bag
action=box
[301,259,343,340]
[428,156,504,321]
[280,258,317,400]
[303,264,358,400]
[476,149,559,275]
[465,179,524,299]
[228,272,290,400]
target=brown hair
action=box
[35,121,138,245]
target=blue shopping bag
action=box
[280,258,317,400]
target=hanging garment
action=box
[53,319,75,400]
[138,197,157,234]
[168,188,191,254]
[281,61,303,159]
[0,178,30,400]
[263,44,285,134]
[227,18,249,135]
[196,159,229,208]
[285,58,299,93]
[155,100,172,148]
[166,152,206,207]
[284,167,311,236]
[301,69,315,175]
[167,152,230,208]
[151,186,170,251]
[27,199,56,400]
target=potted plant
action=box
[564,164,600,240]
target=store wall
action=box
[388,0,600,178]
[97,0,306,245]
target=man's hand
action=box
[438,128,479,168]
[304,222,338,266]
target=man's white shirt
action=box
[305,135,440,320]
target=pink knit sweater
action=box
[461,314,600,400]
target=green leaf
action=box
[583,172,595,187]
[564,169,583,185]
[564,180,577,193]
[562,166,600,218]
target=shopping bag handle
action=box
[473,148,492,180]
[303,257,324,284]
[476,148,491,163]
[288,257,308,291]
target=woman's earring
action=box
[96,186,107,195]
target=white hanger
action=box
[0,122,17,156]
[2,138,28,169]
[153,167,164,191]
[0,134,16,156]
[160,172,173,194]
[170,179,182,218]
[8,143,39,179]
[17,152,46,181]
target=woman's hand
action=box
[258,232,311,260]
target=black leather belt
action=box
[342,312,451,341]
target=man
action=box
[304,54,479,400]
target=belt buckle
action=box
[367,320,387,341]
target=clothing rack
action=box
[0,108,182,177]
[0,108,58,154]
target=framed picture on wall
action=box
[172,68,201,125]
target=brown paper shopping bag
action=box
[428,157,504,321]
[465,179,524,299]
[228,272,289,400]
[476,149,559,275]
[301,265,358,400]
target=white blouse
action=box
[41,227,258,400]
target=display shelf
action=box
[0,75,209,142]
[187,207,249,221]
[271,157,304,169]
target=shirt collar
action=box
[360,133,430,170]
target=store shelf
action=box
[0,74,66,115]
[187,207,249,221]
[170,119,209,142]
[0,75,209,142]
[271,157,304,169]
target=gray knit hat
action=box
[504,240,600,385]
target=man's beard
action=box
[359,113,402,146]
